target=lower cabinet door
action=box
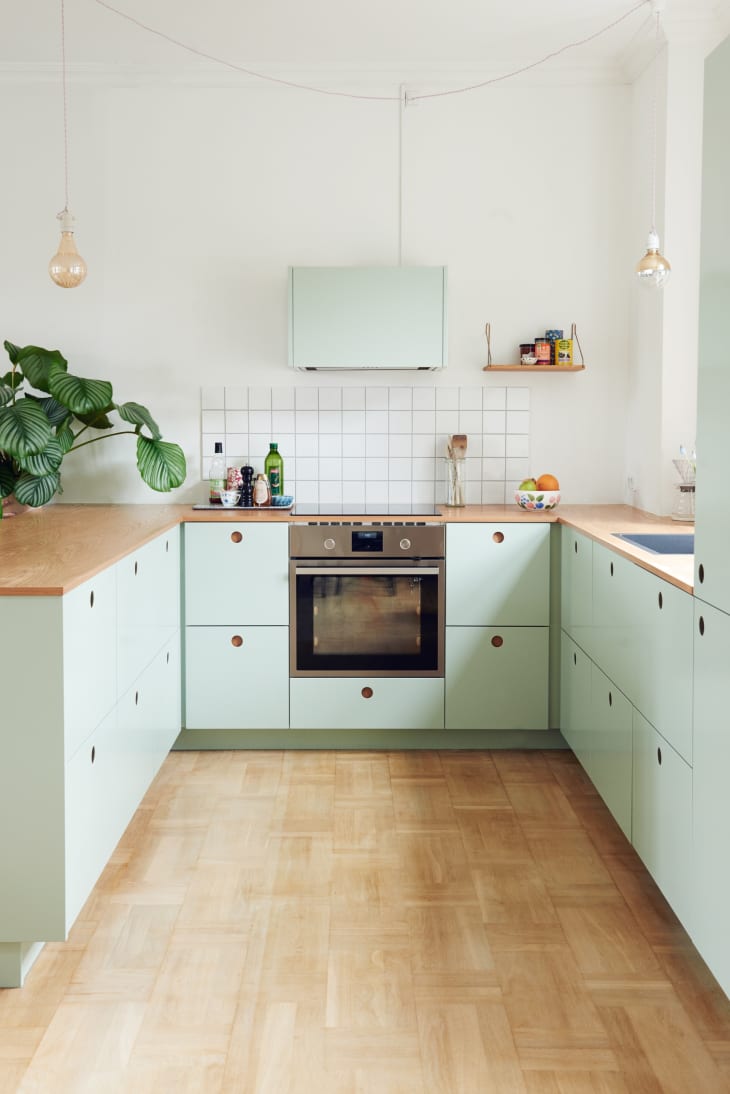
[632,709,692,927]
[290,677,445,730]
[560,631,592,767]
[445,626,548,730]
[587,664,632,839]
[65,706,123,930]
[185,626,289,729]
[692,600,730,998]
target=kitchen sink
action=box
[613,532,694,555]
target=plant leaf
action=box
[48,372,113,416]
[116,401,162,440]
[17,346,68,392]
[25,393,71,428]
[1,370,24,390]
[136,436,186,492]
[0,400,53,458]
[73,406,115,430]
[13,470,61,507]
[0,458,15,499]
[3,341,22,366]
[19,436,64,476]
[0,383,13,407]
[56,423,75,453]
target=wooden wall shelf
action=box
[483,364,586,373]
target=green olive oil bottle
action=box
[264,442,284,496]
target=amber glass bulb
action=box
[49,210,87,289]
[636,228,671,289]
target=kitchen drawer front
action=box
[289,677,445,730]
[445,626,549,730]
[632,709,692,927]
[65,705,125,931]
[629,570,693,764]
[118,526,180,695]
[587,663,632,840]
[184,523,288,626]
[560,631,593,768]
[560,527,593,647]
[185,625,289,729]
[63,566,118,760]
[591,544,638,699]
[114,637,182,825]
[446,523,550,626]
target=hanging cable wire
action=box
[92,0,650,103]
[60,0,70,210]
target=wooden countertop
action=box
[0,502,694,596]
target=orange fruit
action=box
[536,473,559,491]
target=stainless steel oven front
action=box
[289,523,445,677]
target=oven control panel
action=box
[290,522,445,559]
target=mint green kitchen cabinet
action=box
[288,265,447,371]
[445,626,548,729]
[694,34,730,617]
[290,677,445,730]
[118,525,180,696]
[0,529,181,987]
[560,527,593,647]
[632,708,692,928]
[183,523,289,731]
[591,541,693,764]
[446,523,550,626]
[185,626,289,729]
[63,565,117,759]
[691,600,730,998]
[184,523,288,626]
[560,632,592,769]
[587,664,632,839]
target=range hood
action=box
[288,265,447,371]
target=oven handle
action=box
[294,566,441,577]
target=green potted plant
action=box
[0,341,186,513]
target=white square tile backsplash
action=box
[201,385,530,504]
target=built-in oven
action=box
[289,523,445,677]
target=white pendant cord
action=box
[92,0,649,104]
[398,86,407,266]
[650,7,661,236]
[60,0,70,214]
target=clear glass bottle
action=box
[253,473,272,507]
[264,442,284,496]
[208,442,226,504]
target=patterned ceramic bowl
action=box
[514,489,560,511]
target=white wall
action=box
[0,70,633,505]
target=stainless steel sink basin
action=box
[613,532,694,555]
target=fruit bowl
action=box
[514,489,560,511]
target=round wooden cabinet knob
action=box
[231,531,243,544]
[491,635,504,648]
[492,531,504,544]
[361,687,373,699]
[231,635,243,647]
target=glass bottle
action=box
[208,442,226,504]
[264,442,284,496]
[253,473,272,507]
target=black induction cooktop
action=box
[293,504,441,517]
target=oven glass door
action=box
[291,561,444,676]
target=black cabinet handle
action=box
[698,563,705,584]
[657,746,662,766]
[699,615,705,637]
[658,591,663,610]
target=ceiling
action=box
[2,0,729,74]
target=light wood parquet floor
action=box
[2,749,730,1093]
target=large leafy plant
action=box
[0,341,186,508]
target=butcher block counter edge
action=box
[0,502,693,596]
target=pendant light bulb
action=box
[49,208,87,289]
[636,227,671,289]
